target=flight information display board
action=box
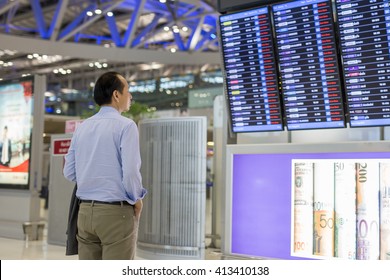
[272,0,346,130]
[335,0,390,127]
[219,7,284,133]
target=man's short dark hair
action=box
[93,72,125,106]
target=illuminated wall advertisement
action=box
[292,160,390,260]
[231,151,390,260]
[0,78,33,189]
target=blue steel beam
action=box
[105,13,122,46]
[58,3,97,41]
[115,1,171,20]
[133,16,176,49]
[5,3,19,33]
[186,15,205,51]
[178,5,200,18]
[75,32,81,42]
[173,30,186,51]
[59,1,124,42]
[191,14,217,51]
[0,0,219,53]
[0,24,36,33]
[183,5,206,46]
[48,0,69,41]
[203,15,217,27]
[0,0,20,33]
[131,14,162,48]
[122,0,146,47]
[30,0,48,38]
[194,27,217,51]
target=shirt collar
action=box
[98,106,120,115]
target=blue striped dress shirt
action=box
[63,106,147,204]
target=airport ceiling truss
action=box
[0,0,221,83]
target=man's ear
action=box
[113,90,119,102]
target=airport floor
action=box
[0,197,222,260]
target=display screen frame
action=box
[218,0,276,14]
[218,5,285,134]
[0,76,35,190]
[333,0,390,128]
[271,0,347,131]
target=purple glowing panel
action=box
[231,151,390,259]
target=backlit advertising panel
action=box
[0,77,34,189]
[227,143,390,260]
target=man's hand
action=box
[134,199,143,219]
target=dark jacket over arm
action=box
[66,184,79,255]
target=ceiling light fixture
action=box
[88,61,109,68]
[53,68,72,75]
[27,53,63,64]
[4,49,17,56]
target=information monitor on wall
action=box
[219,7,284,133]
[335,0,390,128]
[218,0,273,13]
[272,0,346,130]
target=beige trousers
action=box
[77,202,138,260]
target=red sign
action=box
[52,139,71,156]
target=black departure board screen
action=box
[335,0,390,127]
[272,0,346,130]
[219,7,284,133]
[218,0,272,13]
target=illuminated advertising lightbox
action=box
[0,77,34,189]
[230,146,390,260]
[292,159,390,260]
